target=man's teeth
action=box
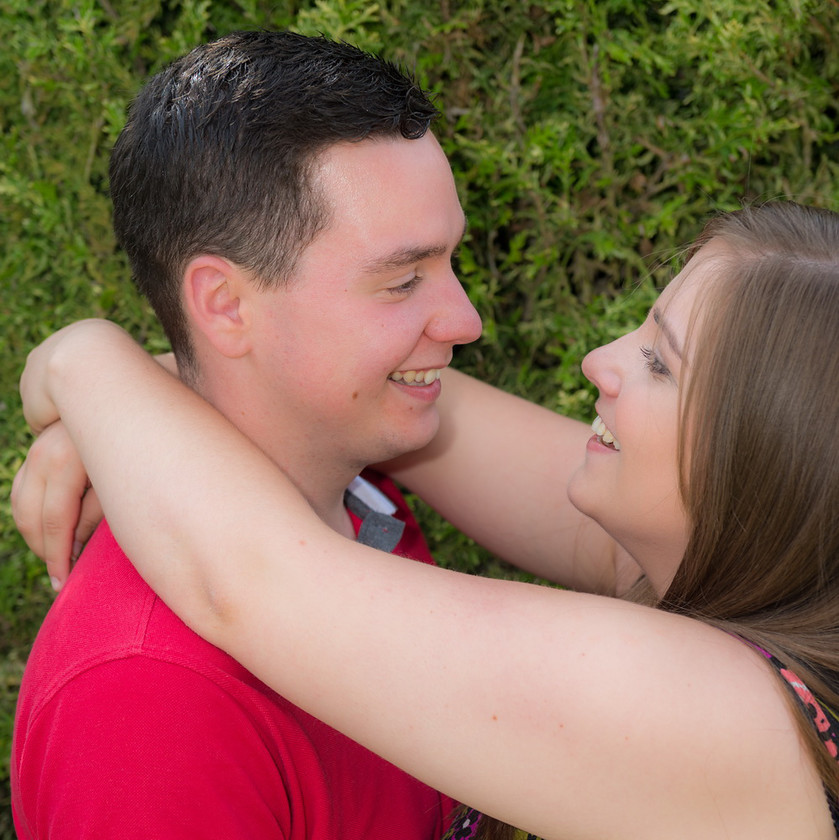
[591,415,621,451]
[390,369,442,385]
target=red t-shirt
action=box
[12,470,456,839]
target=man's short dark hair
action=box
[109,30,439,371]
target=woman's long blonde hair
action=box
[664,201,839,802]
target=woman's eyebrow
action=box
[653,307,683,359]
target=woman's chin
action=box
[566,465,600,520]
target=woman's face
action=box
[568,240,725,594]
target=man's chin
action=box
[376,416,441,464]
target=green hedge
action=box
[1,1,838,832]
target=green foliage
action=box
[1,0,838,831]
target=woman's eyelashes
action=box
[640,345,672,379]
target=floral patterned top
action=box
[442,807,540,840]
[741,639,839,835]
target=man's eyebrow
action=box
[653,307,683,359]
[361,217,468,273]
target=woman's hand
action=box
[14,320,145,587]
[13,321,176,590]
[11,422,102,591]
[14,322,128,588]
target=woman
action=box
[14,202,839,838]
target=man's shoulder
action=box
[18,520,264,714]
[11,650,306,840]
[28,519,176,655]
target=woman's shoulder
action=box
[521,594,835,839]
[616,607,834,839]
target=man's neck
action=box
[191,374,360,541]
[262,448,361,541]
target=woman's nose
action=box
[581,340,623,399]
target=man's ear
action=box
[183,255,253,359]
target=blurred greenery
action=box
[1,0,838,833]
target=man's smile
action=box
[389,368,443,386]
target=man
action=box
[12,31,481,839]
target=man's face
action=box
[245,133,482,471]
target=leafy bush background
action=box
[1,0,838,831]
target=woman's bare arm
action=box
[16,319,816,840]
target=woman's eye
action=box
[640,345,671,379]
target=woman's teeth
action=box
[390,369,442,386]
[592,415,621,450]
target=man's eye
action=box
[389,276,420,295]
